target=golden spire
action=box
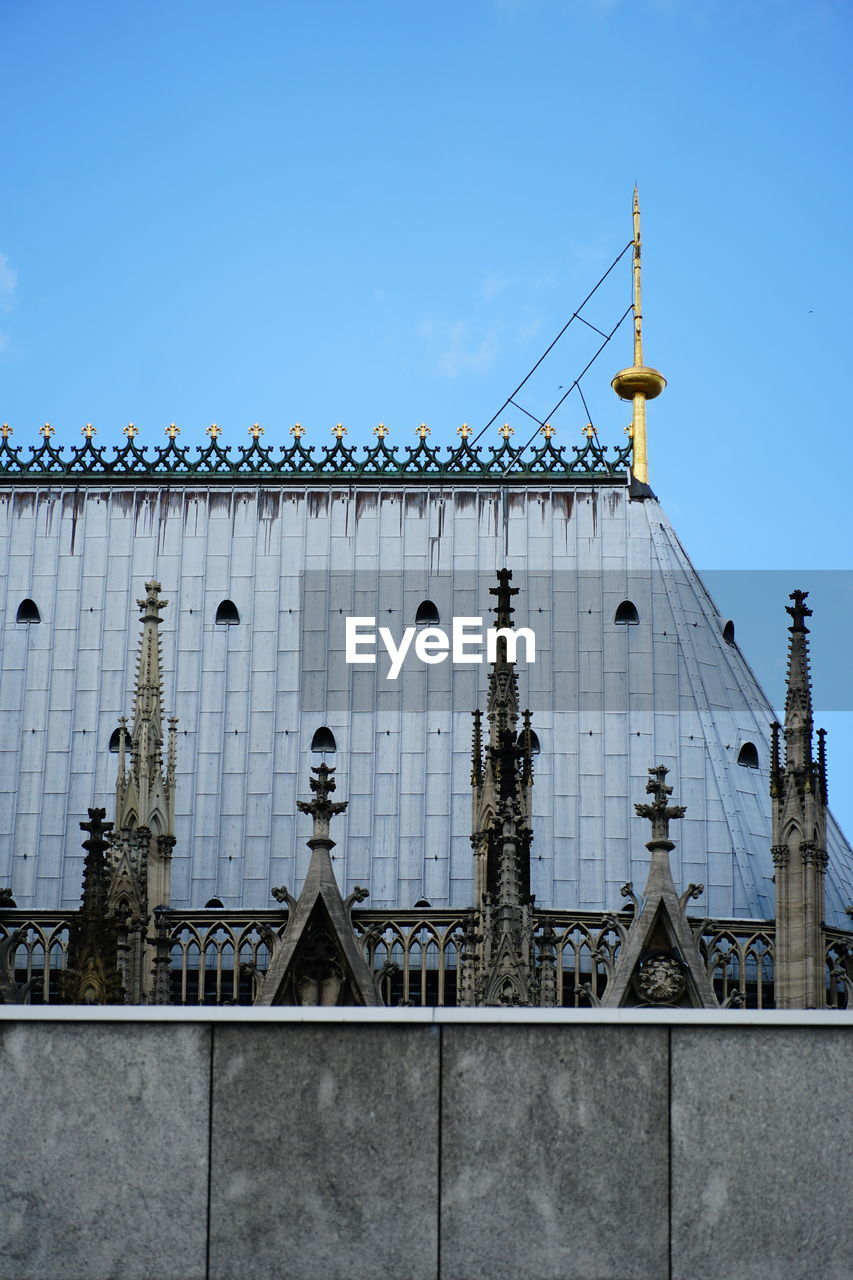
[611,187,666,486]
[632,186,643,368]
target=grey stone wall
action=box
[1,1016,850,1280]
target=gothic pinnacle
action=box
[297,763,348,842]
[635,765,686,848]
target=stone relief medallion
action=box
[634,951,686,1005]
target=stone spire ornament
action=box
[114,581,177,852]
[470,569,532,904]
[771,591,829,1008]
[255,764,380,1006]
[109,581,178,1000]
[465,570,547,1006]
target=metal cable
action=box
[468,238,634,450]
[496,302,634,475]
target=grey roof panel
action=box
[1,481,852,926]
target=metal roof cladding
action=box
[2,475,851,927]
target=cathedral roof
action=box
[1,474,851,928]
[2,195,850,934]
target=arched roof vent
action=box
[614,600,639,625]
[310,726,337,753]
[517,729,541,755]
[722,619,736,645]
[16,599,40,624]
[205,897,225,909]
[215,599,240,625]
[108,728,124,753]
[414,897,431,908]
[737,742,759,769]
[415,600,440,626]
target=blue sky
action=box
[2,0,852,834]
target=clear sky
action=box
[2,0,852,836]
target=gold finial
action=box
[499,423,514,439]
[457,423,472,439]
[632,185,643,368]
[40,423,54,439]
[124,423,138,438]
[290,423,304,439]
[206,423,221,439]
[249,423,264,439]
[165,423,180,439]
[582,423,595,440]
[1,423,12,438]
[81,423,96,439]
[624,422,634,439]
[611,187,666,486]
[541,423,555,440]
[373,423,388,438]
[416,423,430,439]
[332,423,347,439]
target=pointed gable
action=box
[255,764,380,1006]
[603,767,717,1008]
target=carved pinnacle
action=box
[489,568,519,630]
[635,765,686,842]
[297,763,348,821]
[785,589,812,631]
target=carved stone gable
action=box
[602,768,716,1009]
[255,765,380,1007]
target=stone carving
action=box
[293,924,345,1006]
[633,951,686,1004]
[271,886,298,913]
[0,929,31,1004]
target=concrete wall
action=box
[1,1010,850,1280]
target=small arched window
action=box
[415,600,440,626]
[310,726,337,753]
[517,729,541,755]
[614,600,639,625]
[16,599,41,624]
[108,728,124,753]
[722,620,735,645]
[737,742,759,769]
[215,599,240,625]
